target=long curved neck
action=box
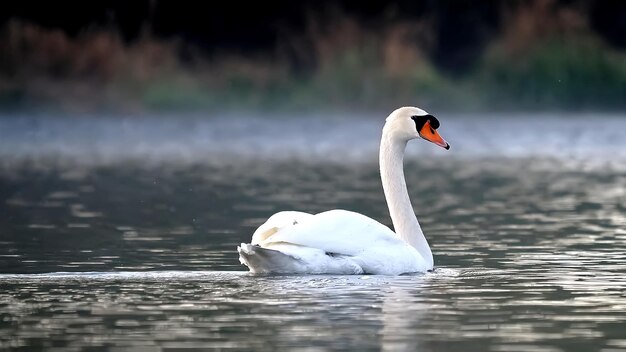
[379,129,433,267]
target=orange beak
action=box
[419,120,450,150]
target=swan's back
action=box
[260,210,402,255]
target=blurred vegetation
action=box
[475,2,626,110]
[0,1,624,113]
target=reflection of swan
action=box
[380,282,424,351]
[238,107,450,275]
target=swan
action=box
[237,106,450,275]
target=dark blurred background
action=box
[1,0,625,112]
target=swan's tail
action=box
[237,243,303,274]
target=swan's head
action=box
[385,106,450,149]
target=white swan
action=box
[237,106,450,275]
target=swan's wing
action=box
[251,211,314,245]
[244,209,427,274]
[259,209,405,256]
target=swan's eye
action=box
[411,115,427,131]
[411,114,440,132]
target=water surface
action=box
[1,113,625,351]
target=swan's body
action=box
[239,210,429,274]
[238,107,450,275]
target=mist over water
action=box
[2,112,626,166]
[1,113,626,351]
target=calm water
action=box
[1,113,625,351]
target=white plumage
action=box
[238,107,450,275]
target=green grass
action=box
[112,39,626,112]
[475,36,626,110]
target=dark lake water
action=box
[1,113,625,351]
